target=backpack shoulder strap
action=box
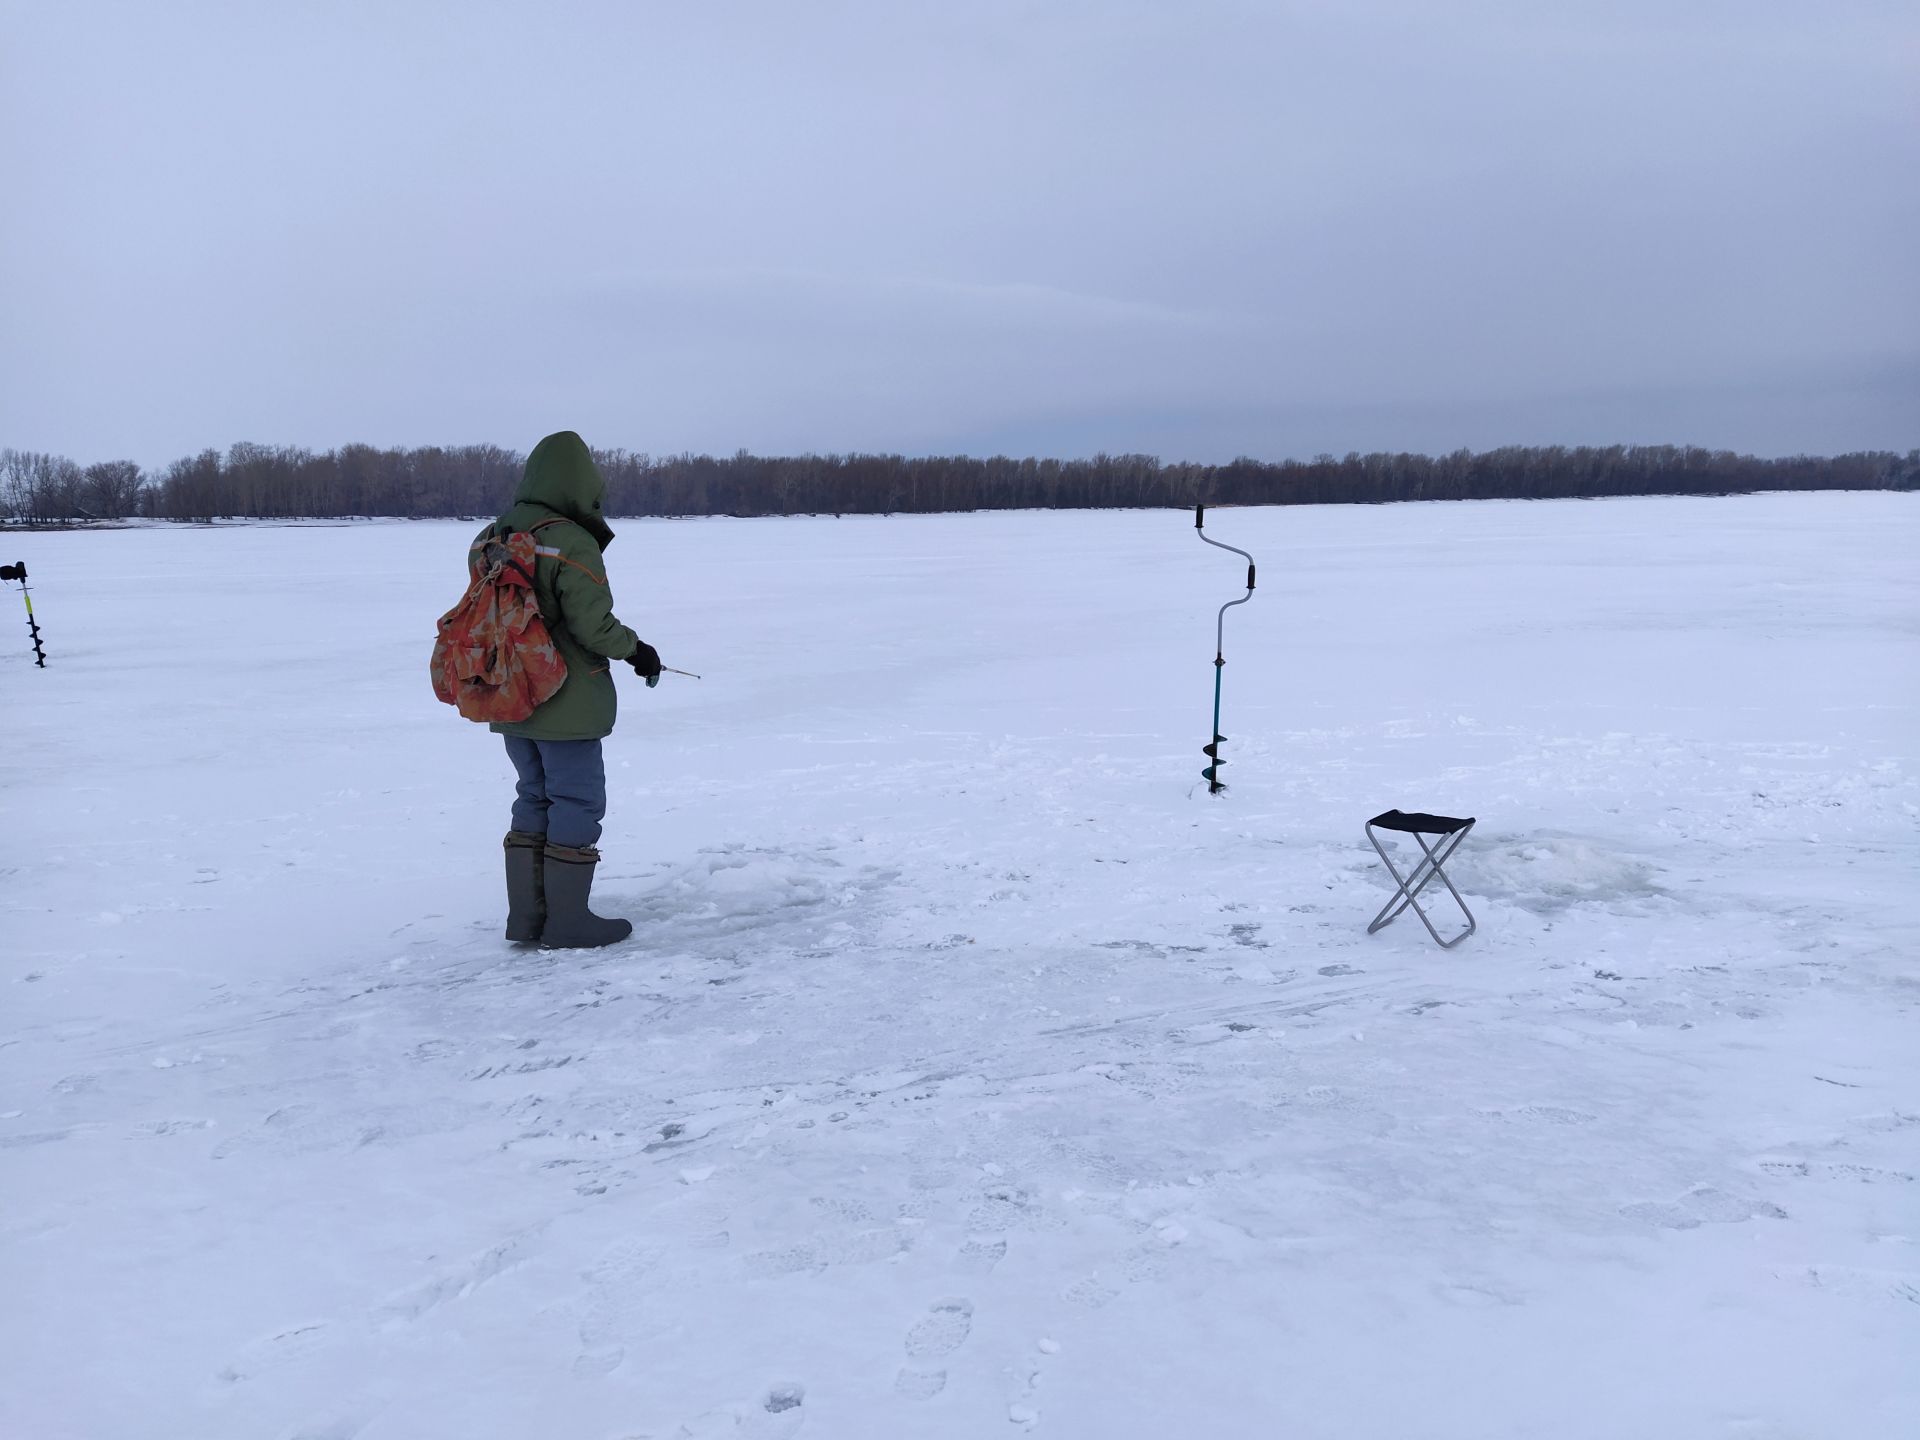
[494,512,565,540]
[506,516,580,649]
[525,516,568,555]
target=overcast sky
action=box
[3,0,1915,467]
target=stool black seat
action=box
[1367,809,1473,836]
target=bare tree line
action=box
[0,450,147,522]
[3,441,1915,525]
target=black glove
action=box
[629,641,662,687]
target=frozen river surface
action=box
[3,493,1916,1438]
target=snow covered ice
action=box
[3,492,1916,1439]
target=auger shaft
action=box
[1194,505,1255,792]
[2,561,45,667]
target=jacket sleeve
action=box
[553,544,640,661]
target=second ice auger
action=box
[1194,505,1255,793]
[0,561,45,668]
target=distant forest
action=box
[2,442,1915,524]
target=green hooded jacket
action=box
[478,431,640,742]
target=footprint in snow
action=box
[134,1117,217,1138]
[1792,1265,1920,1306]
[1515,1105,1596,1125]
[573,1239,666,1377]
[821,1226,910,1265]
[1479,1105,1597,1126]
[1620,1186,1786,1230]
[893,1367,947,1400]
[967,1185,1054,1233]
[1121,1245,1172,1284]
[1760,1159,1912,1184]
[374,1227,540,1329]
[745,1223,907,1279]
[905,1297,973,1358]
[744,1243,825,1278]
[957,1236,1007,1274]
[1063,1275,1118,1309]
[808,1195,875,1224]
[896,1298,972,1400]
[676,1383,806,1437]
[1854,1111,1920,1134]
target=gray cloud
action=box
[3,0,1915,467]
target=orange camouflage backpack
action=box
[431,519,569,723]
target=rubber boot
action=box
[540,842,633,949]
[504,831,547,943]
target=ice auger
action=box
[1194,506,1255,792]
[1,562,45,667]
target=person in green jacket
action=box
[482,431,661,948]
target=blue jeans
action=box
[504,736,607,848]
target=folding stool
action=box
[1365,809,1476,949]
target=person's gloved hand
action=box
[629,641,663,688]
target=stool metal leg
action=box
[1366,831,1455,935]
[1366,825,1463,930]
[1366,820,1476,948]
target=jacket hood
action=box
[511,431,615,550]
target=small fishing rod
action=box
[1194,505,1255,793]
[0,561,47,667]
